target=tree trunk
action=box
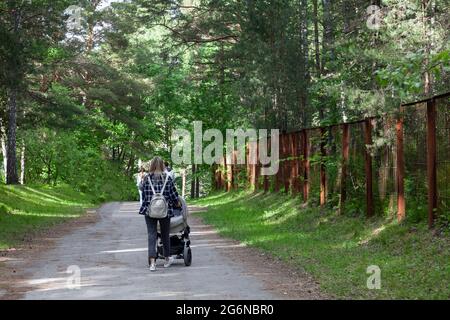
[181,169,186,198]
[195,167,200,198]
[47,163,52,185]
[342,0,350,33]
[86,23,95,53]
[211,164,217,190]
[314,0,327,122]
[85,0,101,53]
[126,153,135,176]
[422,0,432,95]
[0,119,8,179]
[191,164,196,198]
[5,7,23,185]
[6,88,19,184]
[20,139,25,185]
[1,130,7,179]
[313,0,321,76]
[322,0,334,74]
[120,148,127,163]
[117,147,124,163]
[299,0,310,127]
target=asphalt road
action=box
[17,202,278,300]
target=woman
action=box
[139,157,180,271]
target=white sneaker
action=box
[149,263,156,272]
[164,257,174,268]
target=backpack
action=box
[146,173,170,219]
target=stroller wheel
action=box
[183,246,192,266]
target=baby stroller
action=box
[156,197,192,266]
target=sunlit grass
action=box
[0,184,95,250]
[194,191,450,299]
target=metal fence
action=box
[213,92,450,227]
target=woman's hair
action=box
[148,156,166,174]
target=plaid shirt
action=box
[139,173,179,216]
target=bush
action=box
[21,128,137,202]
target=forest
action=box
[0,0,448,196]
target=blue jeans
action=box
[144,215,170,260]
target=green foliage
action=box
[0,203,11,215]
[404,176,428,223]
[21,128,137,202]
[0,0,449,229]
[0,184,95,250]
[193,191,450,299]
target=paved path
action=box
[16,202,277,300]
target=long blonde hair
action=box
[148,156,166,175]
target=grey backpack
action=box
[147,174,170,219]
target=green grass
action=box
[192,191,450,299]
[0,184,96,250]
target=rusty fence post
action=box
[302,130,309,203]
[339,123,350,214]
[288,133,294,194]
[212,163,218,191]
[232,150,238,190]
[263,172,269,192]
[295,132,302,194]
[253,141,261,190]
[426,98,437,228]
[252,143,256,189]
[396,109,406,222]
[263,137,270,193]
[280,133,284,192]
[274,134,281,192]
[291,133,298,195]
[320,128,327,207]
[246,143,251,188]
[255,140,261,190]
[225,154,232,192]
[283,134,290,193]
[245,141,254,189]
[219,163,224,190]
[285,133,293,193]
[222,156,227,191]
[253,141,258,189]
[364,119,374,218]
